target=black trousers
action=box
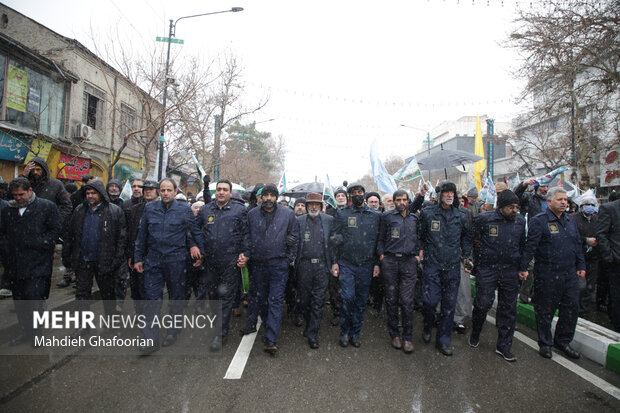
[381,255,417,341]
[206,258,239,337]
[12,277,50,337]
[328,272,341,317]
[75,261,117,316]
[472,267,519,351]
[296,260,329,341]
[579,259,598,315]
[604,260,620,332]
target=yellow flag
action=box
[474,116,486,191]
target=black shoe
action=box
[468,333,480,348]
[339,334,349,347]
[139,343,160,355]
[239,326,257,336]
[453,322,467,334]
[554,344,580,359]
[162,334,178,347]
[495,348,516,362]
[56,279,71,288]
[422,329,431,344]
[308,339,319,349]
[331,316,341,326]
[294,317,304,327]
[350,335,361,348]
[263,341,278,355]
[9,333,30,346]
[539,345,552,359]
[436,343,453,356]
[209,335,222,352]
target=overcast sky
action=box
[6,0,531,186]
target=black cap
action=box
[365,191,380,201]
[143,180,159,189]
[261,184,279,197]
[497,189,519,209]
[347,182,365,194]
[294,198,306,206]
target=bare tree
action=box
[507,0,620,186]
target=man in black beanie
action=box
[464,189,526,361]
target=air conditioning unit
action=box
[75,124,93,140]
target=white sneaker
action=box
[0,288,12,297]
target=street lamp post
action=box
[400,124,433,154]
[157,7,244,180]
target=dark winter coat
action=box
[63,180,127,271]
[596,199,620,263]
[515,182,547,217]
[575,212,599,261]
[0,194,61,280]
[330,205,381,266]
[417,204,469,270]
[296,213,334,268]
[134,199,204,264]
[197,200,250,263]
[248,204,299,264]
[23,156,72,222]
[125,201,148,261]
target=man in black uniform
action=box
[596,195,620,332]
[197,179,250,351]
[377,189,421,354]
[465,190,526,361]
[519,187,585,359]
[418,180,469,356]
[330,183,381,348]
[295,192,333,349]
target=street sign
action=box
[155,36,184,44]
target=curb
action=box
[471,279,620,375]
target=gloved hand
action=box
[286,234,297,247]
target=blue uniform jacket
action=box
[197,200,250,262]
[377,209,420,257]
[295,213,334,268]
[417,204,469,270]
[519,208,585,274]
[465,209,526,269]
[330,205,380,266]
[248,204,299,264]
[134,199,204,264]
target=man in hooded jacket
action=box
[21,156,72,223]
[63,180,127,334]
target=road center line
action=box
[487,315,620,400]
[224,318,262,380]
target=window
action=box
[120,103,136,138]
[82,84,105,129]
[4,58,66,138]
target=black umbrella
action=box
[417,146,483,179]
[281,181,324,198]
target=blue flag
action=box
[370,140,397,194]
[392,154,422,182]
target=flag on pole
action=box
[120,180,132,201]
[370,140,397,194]
[536,166,568,186]
[190,150,207,181]
[484,175,497,207]
[474,116,486,191]
[511,172,521,190]
[324,174,337,209]
[278,172,287,194]
[392,154,422,182]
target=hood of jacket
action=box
[106,179,123,192]
[84,180,110,203]
[30,157,50,179]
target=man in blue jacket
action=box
[519,186,586,359]
[418,180,469,356]
[330,183,381,348]
[134,178,204,354]
[197,179,250,351]
[295,192,333,349]
[241,184,299,354]
[465,190,526,361]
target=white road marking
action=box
[224,318,262,380]
[486,315,620,400]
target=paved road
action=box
[1,304,619,413]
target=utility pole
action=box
[486,118,495,181]
[213,114,222,180]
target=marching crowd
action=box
[1,156,620,363]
